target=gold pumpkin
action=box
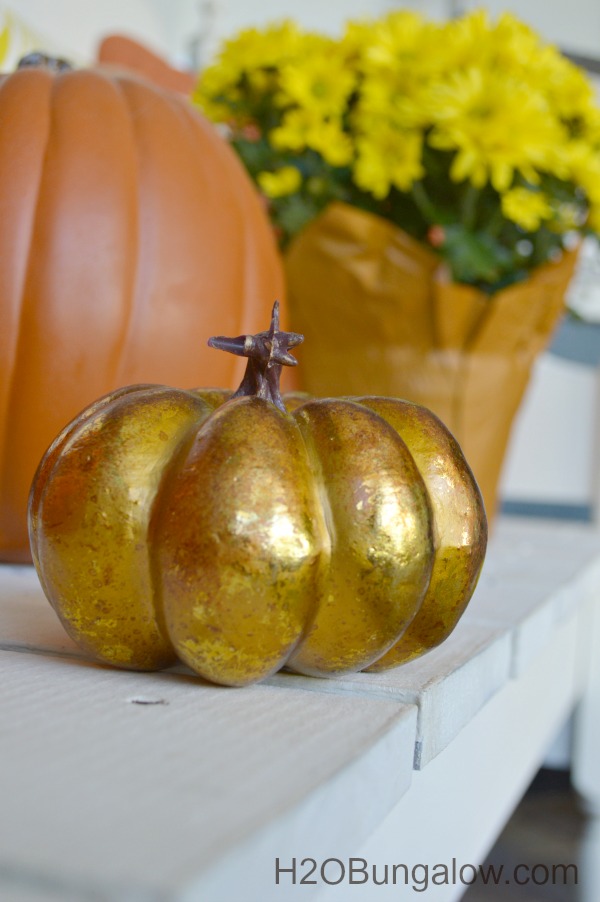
[29,304,487,686]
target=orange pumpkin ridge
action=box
[0,60,284,562]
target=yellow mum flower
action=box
[354,128,423,198]
[501,188,552,231]
[346,11,445,129]
[442,10,540,74]
[354,75,429,131]
[587,204,600,232]
[342,19,378,61]
[533,48,596,124]
[270,109,315,152]
[279,49,355,117]
[565,140,600,205]
[307,120,353,167]
[429,67,565,190]
[196,7,600,254]
[220,21,302,79]
[257,166,302,198]
[360,10,436,73]
[270,110,353,166]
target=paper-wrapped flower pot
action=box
[285,202,579,519]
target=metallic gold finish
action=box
[30,385,212,670]
[356,398,487,669]
[152,397,327,686]
[29,309,487,686]
[288,400,433,676]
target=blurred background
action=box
[4,0,599,525]
[4,0,600,68]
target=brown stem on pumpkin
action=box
[17,52,72,73]
[208,301,303,412]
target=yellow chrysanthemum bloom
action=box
[354,128,423,198]
[355,70,431,131]
[534,48,597,124]
[428,67,566,190]
[270,109,314,152]
[565,140,600,205]
[345,10,445,130]
[587,204,600,232]
[307,120,354,167]
[442,10,540,75]
[279,47,355,117]
[341,18,378,61]
[220,21,302,78]
[257,166,302,198]
[359,10,438,74]
[269,109,353,167]
[195,7,600,256]
[501,188,553,231]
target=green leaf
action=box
[275,194,321,245]
[442,225,514,284]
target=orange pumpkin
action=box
[0,57,284,562]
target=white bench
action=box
[1,515,599,901]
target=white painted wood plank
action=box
[312,608,583,902]
[266,518,600,768]
[0,650,417,902]
[573,591,600,811]
[3,516,599,772]
[0,564,82,659]
[0,564,509,769]
[466,517,600,674]
[268,618,512,769]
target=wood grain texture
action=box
[0,650,416,901]
[269,619,511,768]
[465,517,600,675]
[1,518,600,900]
[312,612,583,902]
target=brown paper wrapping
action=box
[285,202,579,518]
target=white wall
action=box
[145,0,600,69]
[4,0,169,61]
[9,0,600,66]
[500,356,599,511]
[142,0,451,69]
[461,0,600,58]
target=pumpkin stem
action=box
[17,52,72,73]
[208,301,303,412]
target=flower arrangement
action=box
[194,10,600,294]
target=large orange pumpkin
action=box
[0,57,284,562]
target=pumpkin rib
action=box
[288,398,434,676]
[91,71,142,394]
[145,398,222,655]
[0,69,143,560]
[113,77,238,388]
[32,386,213,670]
[176,99,247,390]
[176,93,246,391]
[111,75,167,390]
[356,396,488,669]
[1,65,285,563]
[179,99,287,384]
[28,383,162,607]
[0,69,54,558]
[151,396,326,686]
